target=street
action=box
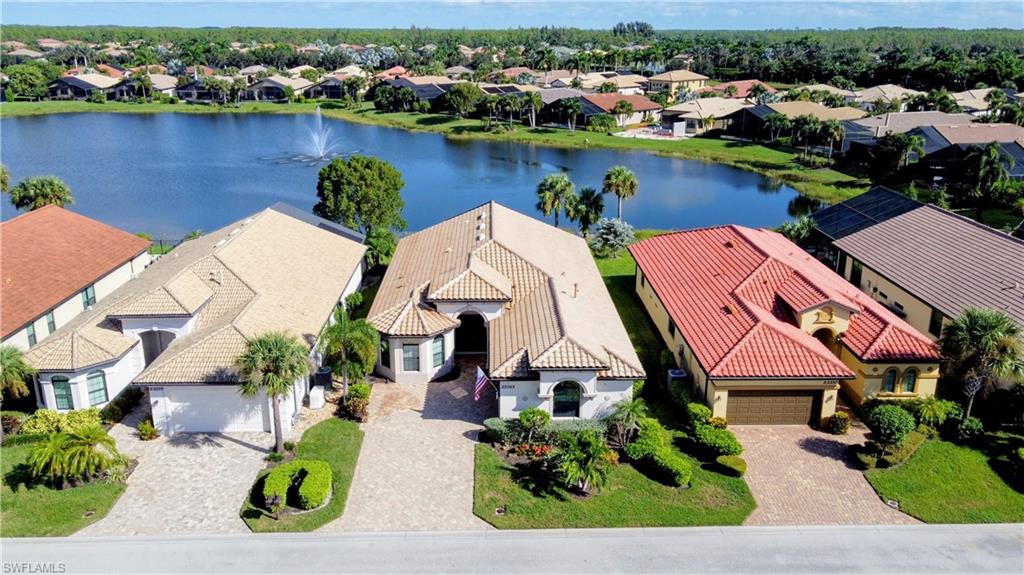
[2,524,1022,574]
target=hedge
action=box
[879,430,927,468]
[21,408,102,435]
[623,417,692,487]
[685,403,711,428]
[482,417,509,444]
[692,423,743,457]
[262,459,333,513]
[715,455,747,477]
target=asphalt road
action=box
[2,524,1022,574]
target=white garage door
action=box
[163,386,270,434]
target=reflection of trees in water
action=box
[788,195,824,217]
[756,179,783,195]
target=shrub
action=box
[826,412,851,435]
[87,91,107,104]
[482,417,510,444]
[622,418,666,459]
[631,379,645,398]
[283,441,296,452]
[518,407,551,443]
[879,430,927,468]
[916,423,939,439]
[262,459,333,512]
[265,452,284,462]
[912,397,949,428]
[586,114,617,133]
[865,404,915,452]
[853,450,878,470]
[548,418,607,438]
[685,403,711,428]
[692,423,743,457]
[707,416,728,429]
[22,408,102,435]
[648,445,692,487]
[954,416,984,443]
[715,455,747,477]
[1,412,27,436]
[622,418,691,487]
[100,404,123,425]
[296,461,333,509]
[64,409,103,432]
[348,382,371,401]
[668,378,693,407]
[136,419,160,441]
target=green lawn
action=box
[240,417,363,532]
[1,440,127,537]
[865,433,1024,524]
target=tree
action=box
[748,82,769,102]
[524,90,543,128]
[597,81,617,94]
[0,165,10,195]
[791,114,821,159]
[319,305,379,398]
[556,429,613,495]
[535,173,575,228]
[611,99,634,127]
[180,40,208,81]
[724,84,739,98]
[518,407,550,444]
[607,397,647,449]
[602,165,639,219]
[940,308,1024,418]
[0,345,35,417]
[442,82,483,117]
[236,332,311,453]
[866,405,916,455]
[819,119,844,159]
[230,77,248,104]
[7,176,74,211]
[561,97,583,132]
[565,187,605,238]
[365,227,397,267]
[134,73,153,100]
[963,142,1014,221]
[6,64,48,100]
[589,218,636,257]
[28,433,71,488]
[777,215,815,242]
[499,93,522,128]
[313,155,407,235]
[763,113,791,143]
[299,68,321,83]
[63,425,119,479]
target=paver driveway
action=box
[323,360,496,532]
[76,408,274,536]
[732,420,918,525]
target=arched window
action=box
[881,369,898,393]
[902,368,918,393]
[552,381,582,418]
[86,370,108,406]
[51,376,73,410]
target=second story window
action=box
[81,284,97,308]
[46,311,56,334]
[26,324,37,347]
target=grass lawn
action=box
[865,433,1024,524]
[240,417,363,532]
[1,440,127,537]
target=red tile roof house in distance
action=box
[581,93,663,127]
[1,206,152,352]
[630,225,940,425]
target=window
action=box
[402,344,420,372]
[86,371,108,405]
[51,376,73,410]
[849,260,863,288]
[380,338,391,369]
[902,369,918,393]
[928,308,944,337]
[81,284,97,308]
[26,324,37,347]
[836,252,848,276]
[668,319,677,339]
[46,311,56,334]
[881,369,898,393]
[140,330,176,366]
[432,336,445,368]
[639,270,646,287]
[552,381,582,418]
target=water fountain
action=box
[267,106,358,166]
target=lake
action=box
[0,112,812,238]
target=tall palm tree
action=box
[0,345,35,404]
[612,100,635,127]
[763,113,791,143]
[561,97,582,132]
[236,332,311,453]
[535,173,576,228]
[602,165,639,219]
[905,135,925,168]
[7,176,74,211]
[318,304,379,397]
[181,41,208,81]
[966,142,1013,221]
[500,94,522,128]
[565,187,605,238]
[940,308,1024,417]
[524,91,543,128]
[819,119,844,159]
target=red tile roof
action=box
[629,226,938,380]
[582,93,662,113]
[1,206,150,338]
[698,79,776,99]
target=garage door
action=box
[162,386,270,434]
[726,390,819,425]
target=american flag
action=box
[474,366,490,401]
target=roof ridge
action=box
[603,345,645,376]
[135,323,247,383]
[861,322,894,359]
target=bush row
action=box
[673,385,745,458]
[262,459,333,513]
[21,408,102,435]
[482,415,607,446]
[99,387,145,424]
[623,418,692,487]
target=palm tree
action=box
[940,308,1024,418]
[535,173,576,228]
[606,397,648,448]
[565,187,605,238]
[748,82,769,102]
[1,345,35,404]
[966,142,1013,221]
[561,97,582,132]
[763,113,791,143]
[701,114,717,133]
[230,77,248,104]
[0,165,10,195]
[318,304,379,397]
[135,74,153,100]
[792,114,820,159]
[556,429,613,495]
[28,433,71,488]
[602,165,639,219]
[499,94,522,128]
[482,95,500,129]
[612,100,635,127]
[236,332,311,453]
[180,41,208,81]
[7,176,74,211]
[724,84,739,98]
[524,91,543,129]
[64,425,119,479]
[905,135,925,168]
[819,119,844,159]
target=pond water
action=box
[0,112,814,238]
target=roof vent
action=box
[215,239,227,247]
[477,222,485,230]
[230,228,241,235]
[722,304,737,315]
[476,233,486,242]
[243,218,254,225]
[724,240,734,248]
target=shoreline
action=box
[1,100,869,204]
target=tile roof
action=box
[24,205,366,381]
[697,79,776,99]
[932,123,1024,145]
[368,203,644,380]
[761,101,866,121]
[663,97,751,119]
[855,84,923,104]
[849,111,977,137]
[1,206,150,338]
[630,226,938,380]
[58,73,123,90]
[649,70,709,82]
[833,204,1024,329]
[582,93,661,113]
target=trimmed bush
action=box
[715,455,747,477]
[262,459,333,513]
[692,423,743,457]
[622,417,692,487]
[854,451,878,470]
[826,412,851,435]
[100,404,123,425]
[953,416,984,443]
[685,403,711,428]
[297,462,333,510]
[879,430,927,468]
[548,418,607,438]
[648,445,692,487]
[865,404,915,451]
[22,408,102,435]
[707,416,728,429]
[482,417,509,444]
[348,383,371,401]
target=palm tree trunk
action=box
[617,196,623,219]
[271,395,284,453]
[341,348,350,398]
[965,393,976,419]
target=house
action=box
[1,206,151,353]
[115,73,178,99]
[794,84,858,102]
[366,202,644,419]
[630,225,940,424]
[310,75,351,99]
[855,84,924,112]
[536,69,575,87]
[246,75,313,101]
[724,101,865,139]
[238,64,268,83]
[175,75,240,103]
[444,65,474,80]
[1017,92,1024,105]
[374,66,409,80]
[812,187,1024,339]
[496,66,536,83]
[63,64,126,78]
[904,123,1024,156]
[23,204,366,436]
[48,74,125,100]
[385,75,459,102]
[661,97,751,136]
[287,64,319,78]
[646,70,710,98]
[698,79,776,100]
[6,48,45,62]
[36,38,67,51]
[951,88,1007,117]
[185,65,216,78]
[841,111,976,153]
[581,93,662,127]
[554,72,646,94]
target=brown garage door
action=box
[726,390,820,425]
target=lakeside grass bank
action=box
[2,100,868,204]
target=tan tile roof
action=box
[664,97,751,119]
[649,70,709,82]
[932,123,1024,145]
[368,203,644,380]
[766,101,866,121]
[856,84,923,104]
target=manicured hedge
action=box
[879,430,927,468]
[21,408,102,435]
[623,418,692,487]
[692,423,743,457]
[262,459,333,513]
[715,455,747,477]
[685,403,711,428]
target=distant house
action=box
[795,83,858,102]
[631,225,939,423]
[115,73,178,99]
[495,66,536,84]
[537,69,574,87]
[246,75,313,101]
[951,87,1009,117]
[23,204,366,435]
[840,111,977,153]
[366,202,644,419]
[1,206,151,353]
[723,101,865,139]
[48,74,125,100]
[7,48,45,63]
[185,65,216,78]
[175,75,240,102]
[385,75,459,102]
[647,70,710,98]
[855,84,924,112]
[554,71,646,94]
[36,38,67,51]
[581,93,662,126]
[697,79,776,100]
[286,64,319,78]
[444,65,474,80]
[374,65,409,80]
[309,75,350,99]
[238,64,268,84]
[129,64,167,76]
[904,123,1024,156]
[811,186,1024,339]
[661,97,751,136]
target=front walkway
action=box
[322,360,496,532]
[732,421,918,525]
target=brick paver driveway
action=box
[76,408,274,536]
[732,420,918,525]
[323,360,496,532]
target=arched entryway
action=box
[140,330,176,366]
[454,312,487,354]
[552,381,582,418]
[812,328,840,357]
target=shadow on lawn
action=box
[508,459,566,500]
[4,463,44,492]
[975,432,1024,494]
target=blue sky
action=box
[3,1,1022,30]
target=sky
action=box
[2,0,1022,30]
